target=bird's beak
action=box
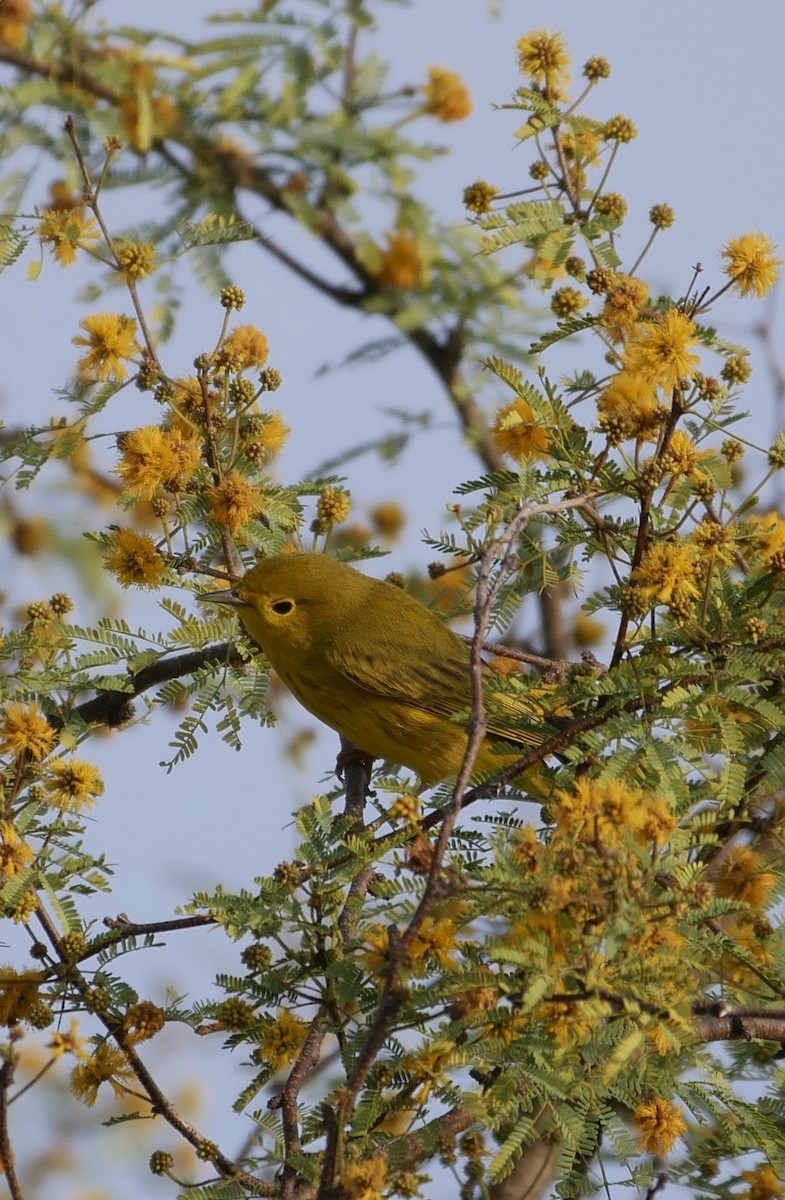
[199,588,246,609]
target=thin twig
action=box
[64,117,161,370]
[0,1049,24,1200]
[32,906,275,1196]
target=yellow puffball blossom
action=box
[38,207,101,267]
[49,1018,88,1061]
[517,29,571,95]
[377,229,427,291]
[408,915,459,973]
[634,1097,687,1157]
[422,66,473,122]
[597,370,662,441]
[340,1156,388,1200]
[662,429,705,477]
[70,1042,135,1107]
[631,539,703,615]
[554,776,676,850]
[0,822,34,878]
[119,92,180,153]
[122,1000,166,1045]
[691,519,737,567]
[493,397,552,461]
[601,273,650,341]
[259,1008,308,1071]
[748,512,785,562]
[573,613,605,648]
[105,528,168,589]
[0,0,32,48]
[43,757,105,812]
[221,324,270,370]
[602,114,638,143]
[207,471,263,535]
[117,425,202,499]
[370,501,406,540]
[316,487,351,525]
[622,309,701,391]
[715,845,775,910]
[740,1164,785,1200]
[116,241,157,281]
[463,180,500,215]
[0,701,58,761]
[0,966,44,1026]
[721,231,783,298]
[253,412,291,458]
[73,313,141,382]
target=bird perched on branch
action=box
[202,552,552,788]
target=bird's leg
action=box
[336,736,375,825]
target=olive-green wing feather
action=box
[325,586,545,747]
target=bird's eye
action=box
[271,599,294,615]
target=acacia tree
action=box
[0,4,785,1199]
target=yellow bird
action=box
[202,553,549,788]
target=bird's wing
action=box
[332,635,546,749]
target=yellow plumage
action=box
[204,553,549,787]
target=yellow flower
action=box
[169,374,204,418]
[49,1018,88,1060]
[0,701,58,761]
[43,757,105,812]
[370,501,406,540]
[38,207,101,268]
[662,429,703,477]
[722,231,783,299]
[517,29,571,95]
[0,966,44,1025]
[555,776,676,850]
[422,66,473,122]
[122,1000,166,1045]
[259,1008,308,1071]
[104,528,167,589]
[362,926,390,973]
[207,471,263,535]
[634,1097,687,1156]
[0,822,34,878]
[573,613,605,648]
[340,1156,388,1200]
[253,412,290,457]
[631,540,703,614]
[116,241,157,281]
[463,180,500,214]
[492,397,552,461]
[117,425,202,499]
[70,1042,135,1107]
[715,845,775,910]
[691,520,737,567]
[316,487,351,525]
[119,92,180,153]
[622,309,700,391]
[747,512,785,562]
[377,229,427,290]
[221,324,270,370]
[560,123,603,169]
[601,273,650,340]
[597,370,661,441]
[73,312,141,382]
[740,1164,784,1200]
[0,0,32,48]
[409,916,459,972]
